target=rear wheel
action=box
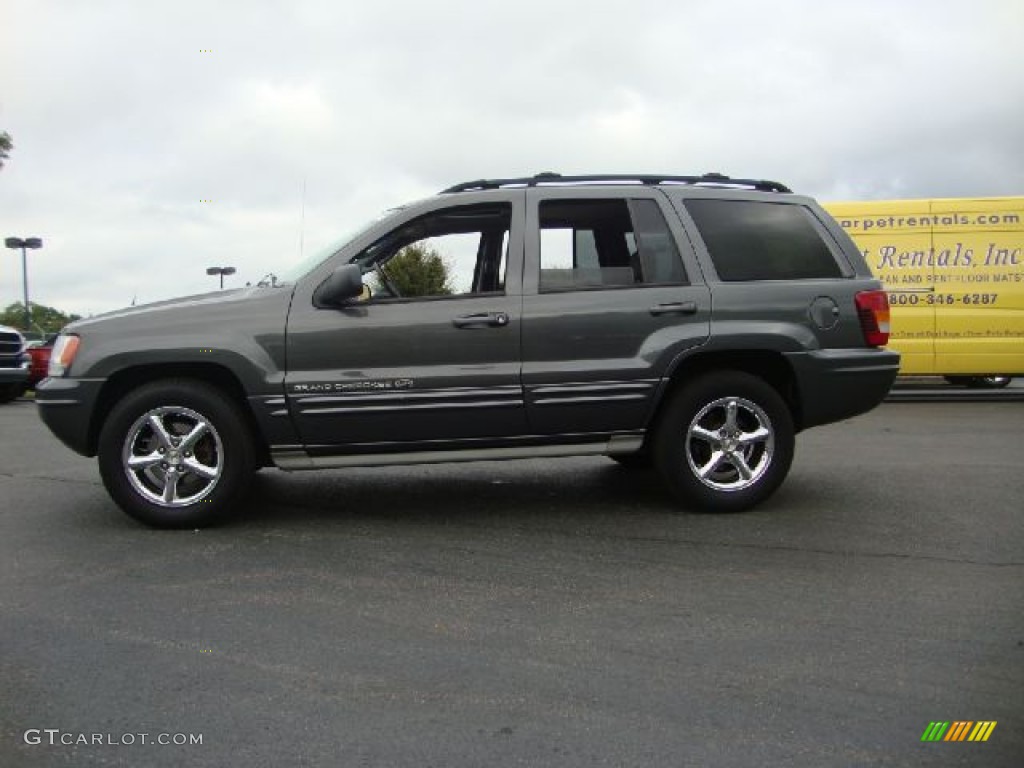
[97,380,256,528]
[653,371,794,512]
[966,375,1011,389]
[944,375,1012,389]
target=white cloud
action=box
[1,0,1021,316]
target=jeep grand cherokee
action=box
[37,173,899,527]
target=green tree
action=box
[0,131,12,170]
[378,243,452,297]
[0,302,81,335]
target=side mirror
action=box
[313,264,365,307]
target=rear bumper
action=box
[785,348,900,429]
[35,377,105,456]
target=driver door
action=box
[284,192,527,451]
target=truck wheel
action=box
[966,375,1012,389]
[97,380,256,528]
[0,384,23,403]
[945,375,1012,389]
[653,371,794,512]
[610,452,653,469]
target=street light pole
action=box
[4,237,43,331]
[21,248,29,328]
[206,266,236,290]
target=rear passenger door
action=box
[521,187,711,436]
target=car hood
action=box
[65,285,292,332]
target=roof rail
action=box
[440,172,792,194]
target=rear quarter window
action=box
[685,199,843,281]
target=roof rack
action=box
[440,172,792,195]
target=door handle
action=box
[649,301,698,316]
[452,312,510,329]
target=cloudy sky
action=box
[1,0,1022,318]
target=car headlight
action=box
[48,334,81,377]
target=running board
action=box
[271,435,644,471]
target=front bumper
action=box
[785,347,900,430]
[35,377,105,456]
[0,363,30,386]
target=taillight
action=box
[48,334,81,377]
[855,290,890,346]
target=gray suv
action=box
[37,173,899,527]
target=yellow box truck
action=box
[824,197,1023,387]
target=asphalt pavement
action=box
[1,395,1022,767]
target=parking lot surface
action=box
[1,396,1022,767]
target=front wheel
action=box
[97,380,256,528]
[653,371,794,513]
[0,384,24,403]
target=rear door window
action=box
[539,198,687,291]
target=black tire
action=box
[944,375,1012,389]
[966,375,1012,389]
[652,371,794,513]
[0,384,23,403]
[610,452,653,470]
[97,379,256,528]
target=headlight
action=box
[48,334,81,377]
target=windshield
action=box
[274,207,405,285]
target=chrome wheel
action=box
[121,405,224,507]
[685,396,774,492]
